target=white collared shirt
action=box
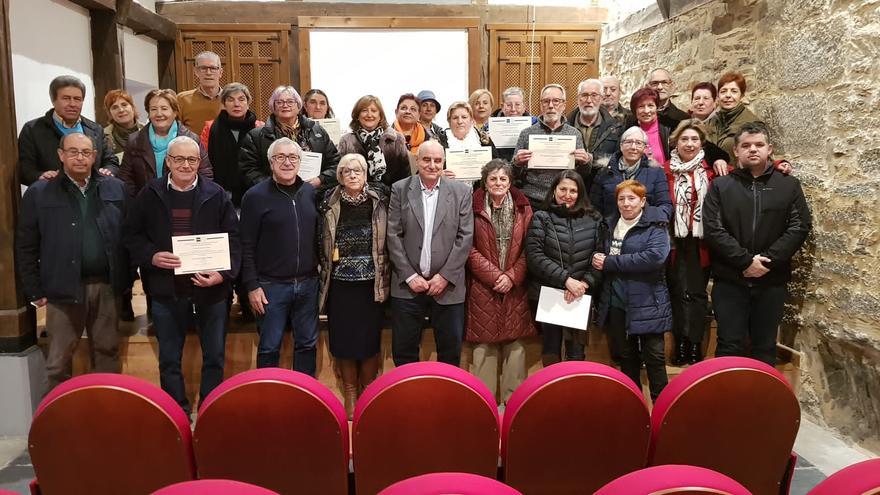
[418,176,441,278]
[167,174,198,192]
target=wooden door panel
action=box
[496,35,544,116]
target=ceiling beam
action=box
[119,1,177,41]
[68,0,115,11]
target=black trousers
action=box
[391,295,464,367]
[606,307,668,401]
[667,236,710,343]
[711,279,786,366]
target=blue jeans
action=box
[255,277,319,376]
[391,295,464,367]
[151,297,228,415]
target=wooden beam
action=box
[298,16,479,29]
[157,40,177,90]
[122,1,176,41]
[90,9,124,125]
[68,0,115,11]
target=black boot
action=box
[120,289,135,322]
[671,337,690,366]
[688,342,703,365]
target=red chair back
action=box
[378,472,522,495]
[152,479,280,495]
[650,357,799,495]
[353,362,500,495]
[594,464,752,495]
[193,368,349,495]
[29,374,194,495]
[501,362,650,494]
[808,458,880,495]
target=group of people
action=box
[14,51,812,419]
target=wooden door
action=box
[176,24,291,122]
[496,35,545,114]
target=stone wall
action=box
[601,0,880,452]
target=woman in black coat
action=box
[526,170,604,365]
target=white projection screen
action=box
[309,29,470,132]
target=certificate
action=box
[297,151,323,181]
[315,118,342,145]
[171,233,231,275]
[535,286,592,331]
[488,116,532,148]
[445,147,491,182]
[528,134,576,169]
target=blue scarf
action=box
[53,113,83,136]
[149,121,178,178]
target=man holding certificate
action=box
[124,136,241,417]
[512,84,592,210]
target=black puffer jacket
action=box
[526,205,605,301]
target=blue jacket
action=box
[16,173,127,303]
[589,151,673,220]
[596,206,672,335]
[123,176,241,305]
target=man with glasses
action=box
[646,68,690,129]
[123,135,240,417]
[599,75,632,124]
[179,51,224,137]
[18,75,118,186]
[239,138,321,376]
[17,132,127,389]
[512,83,590,209]
[568,78,623,178]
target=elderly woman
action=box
[103,89,143,160]
[199,83,264,207]
[438,101,497,155]
[417,89,443,139]
[662,119,719,366]
[239,85,340,190]
[689,82,717,122]
[337,95,411,188]
[393,93,428,157]
[302,89,334,119]
[119,89,212,198]
[526,170,603,365]
[589,126,672,220]
[319,153,389,419]
[593,179,672,402]
[466,159,534,405]
[490,87,536,163]
[628,88,671,165]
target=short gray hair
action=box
[268,85,303,114]
[49,75,86,101]
[577,78,604,95]
[220,82,253,103]
[621,126,648,144]
[501,87,525,101]
[336,153,367,182]
[195,51,221,67]
[541,83,566,101]
[267,137,302,161]
[167,135,199,155]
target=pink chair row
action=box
[152,479,280,495]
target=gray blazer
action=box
[387,175,474,305]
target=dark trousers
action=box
[606,307,668,401]
[151,297,228,415]
[667,236,710,343]
[542,323,586,361]
[391,295,464,367]
[712,279,786,366]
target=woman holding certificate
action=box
[337,95,411,190]
[466,159,535,405]
[592,179,672,402]
[318,153,390,419]
[526,170,604,365]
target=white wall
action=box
[10,0,94,132]
[134,0,156,12]
[309,29,469,131]
[123,27,159,124]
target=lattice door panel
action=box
[234,34,285,122]
[497,36,544,116]
[543,35,599,108]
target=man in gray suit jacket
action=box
[387,140,474,366]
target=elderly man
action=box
[240,137,320,375]
[16,132,126,389]
[567,78,623,170]
[178,51,224,137]
[599,75,632,124]
[18,75,118,186]
[124,135,240,416]
[647,68,690,130]
[387,140,474,366]
[512,83,590,209]
[417,89,444,139]
[689,81,718,122]
[703,123,811,366]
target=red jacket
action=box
[466,187,536,344]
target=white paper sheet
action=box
[445,147,492,181]
[171,233,231,275]
[297,151,323,181]
[488,116,532,148]
[528,134,577,169]
[535,286,592,331]
[315,118,342,145]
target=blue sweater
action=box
[240,177,319,291]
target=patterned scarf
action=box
[669,149,709,238]
[341,186,369,206]
[618,156,640,180]
[486,192,514,270]
[356,127,387,182]
[275,117,312,152]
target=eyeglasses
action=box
[340,167,364,177]
[579,93,602,100]
[540,98,565,106]
[168,155,200,165]
[648,79,672,87]
[275,99,298,108]
[196,65,221,73]
[271,154,301,164]
[621,139,646,148]
[62,149,94,159]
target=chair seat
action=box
[152,479,280,495]
[379,472,522,495]
[808,458,880,495]
[595,464,752,495]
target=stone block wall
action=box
[601,0,880,452]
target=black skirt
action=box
[327,279,383,360]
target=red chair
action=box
[353,362,500,495]
[379,472,522,495]
[152,479,280,494]
[501,362,651,494]
[649,357,799,495]
[29,374,194,495]
[193,368,349,495]
[594,464,752,495]
[808,458,880,495]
